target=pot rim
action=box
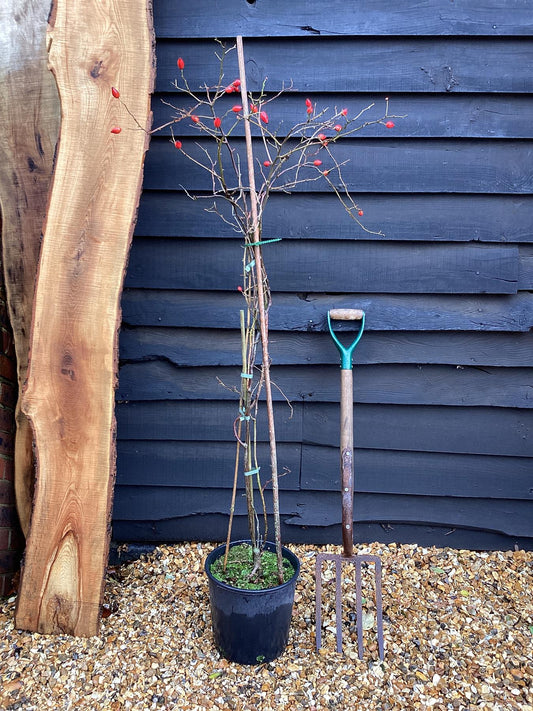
[204,539,300,594]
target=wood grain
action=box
[125,238,519,295]
[115,400,531,457]
[111,486,533,538]
[112,516,533,552]
[15,0,155,636]
[145,138,533,194]
[121,290,533,333]
[119,327,533,367]
[137,190,533,243]
[156,38,533,94]
[115,440,532,500]
[153,0,533,38]
[0,0,61,536]
[117,361,532,409]
[153,93,533,139]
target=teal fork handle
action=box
[327,309,365,370]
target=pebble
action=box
[0,542,532,710]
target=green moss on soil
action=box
[210,543,295,590]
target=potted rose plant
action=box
[115,36,398,664]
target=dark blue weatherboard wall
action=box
[113,0,533,550]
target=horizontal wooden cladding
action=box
[144,138,533,194]
[136,191,533,243]
[153,0,533,38]
[125,239,520,295]
[153,93,533,140]
[302,446,533,500]
[115,438,532,501]
[120,327,533,368]
[304,403,532,457]
[115,401,531,457]
[116,441,301,490]
[282,494,533,537]
[117,362,533,409]
[112,487,533,537]
[155,38,533,94]
[121,290,533,333]
[111,517,533,551]
[116,401,303,443]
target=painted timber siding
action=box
[114,0,533,550]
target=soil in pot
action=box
[209,542,295,590]
[205,541,300,665]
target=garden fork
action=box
[315,309,384,660]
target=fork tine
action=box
[374,557,385,661]
[315,554,323,650]
[355,558,364,660]
[335,557,343,653]
[315,552,384,660]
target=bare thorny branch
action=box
[116,39,402,579]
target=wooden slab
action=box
[0,0,61,536]
[15,0,154,636]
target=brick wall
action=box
[0,276,22,597]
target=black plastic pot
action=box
[204,540,300,665]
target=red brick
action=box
[0,354,16,382]
[0,431,15,457]
[0,527,9,551]
[0,456,14,481]
[0,405,14,434]
[0,505,19,528]
[0,479,15,506]
[0,380,17,409]
[0,573,10,598]
[0,549,19,568]
[8,527,24,552]
[0,328,15,359]
[0,569,19,598]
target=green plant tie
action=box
[250,238,282,247]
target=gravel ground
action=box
[0,541,532,711]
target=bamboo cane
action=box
[236,36,284,583]
[223,309,247,570]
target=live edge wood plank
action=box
[0,0,61,536]
[15,0,154,637]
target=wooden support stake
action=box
[0,0,61,536]
[236,36,284,583]
[14,0,155,636]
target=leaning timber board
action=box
[15,0,154,637]
[0,0,61,536]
